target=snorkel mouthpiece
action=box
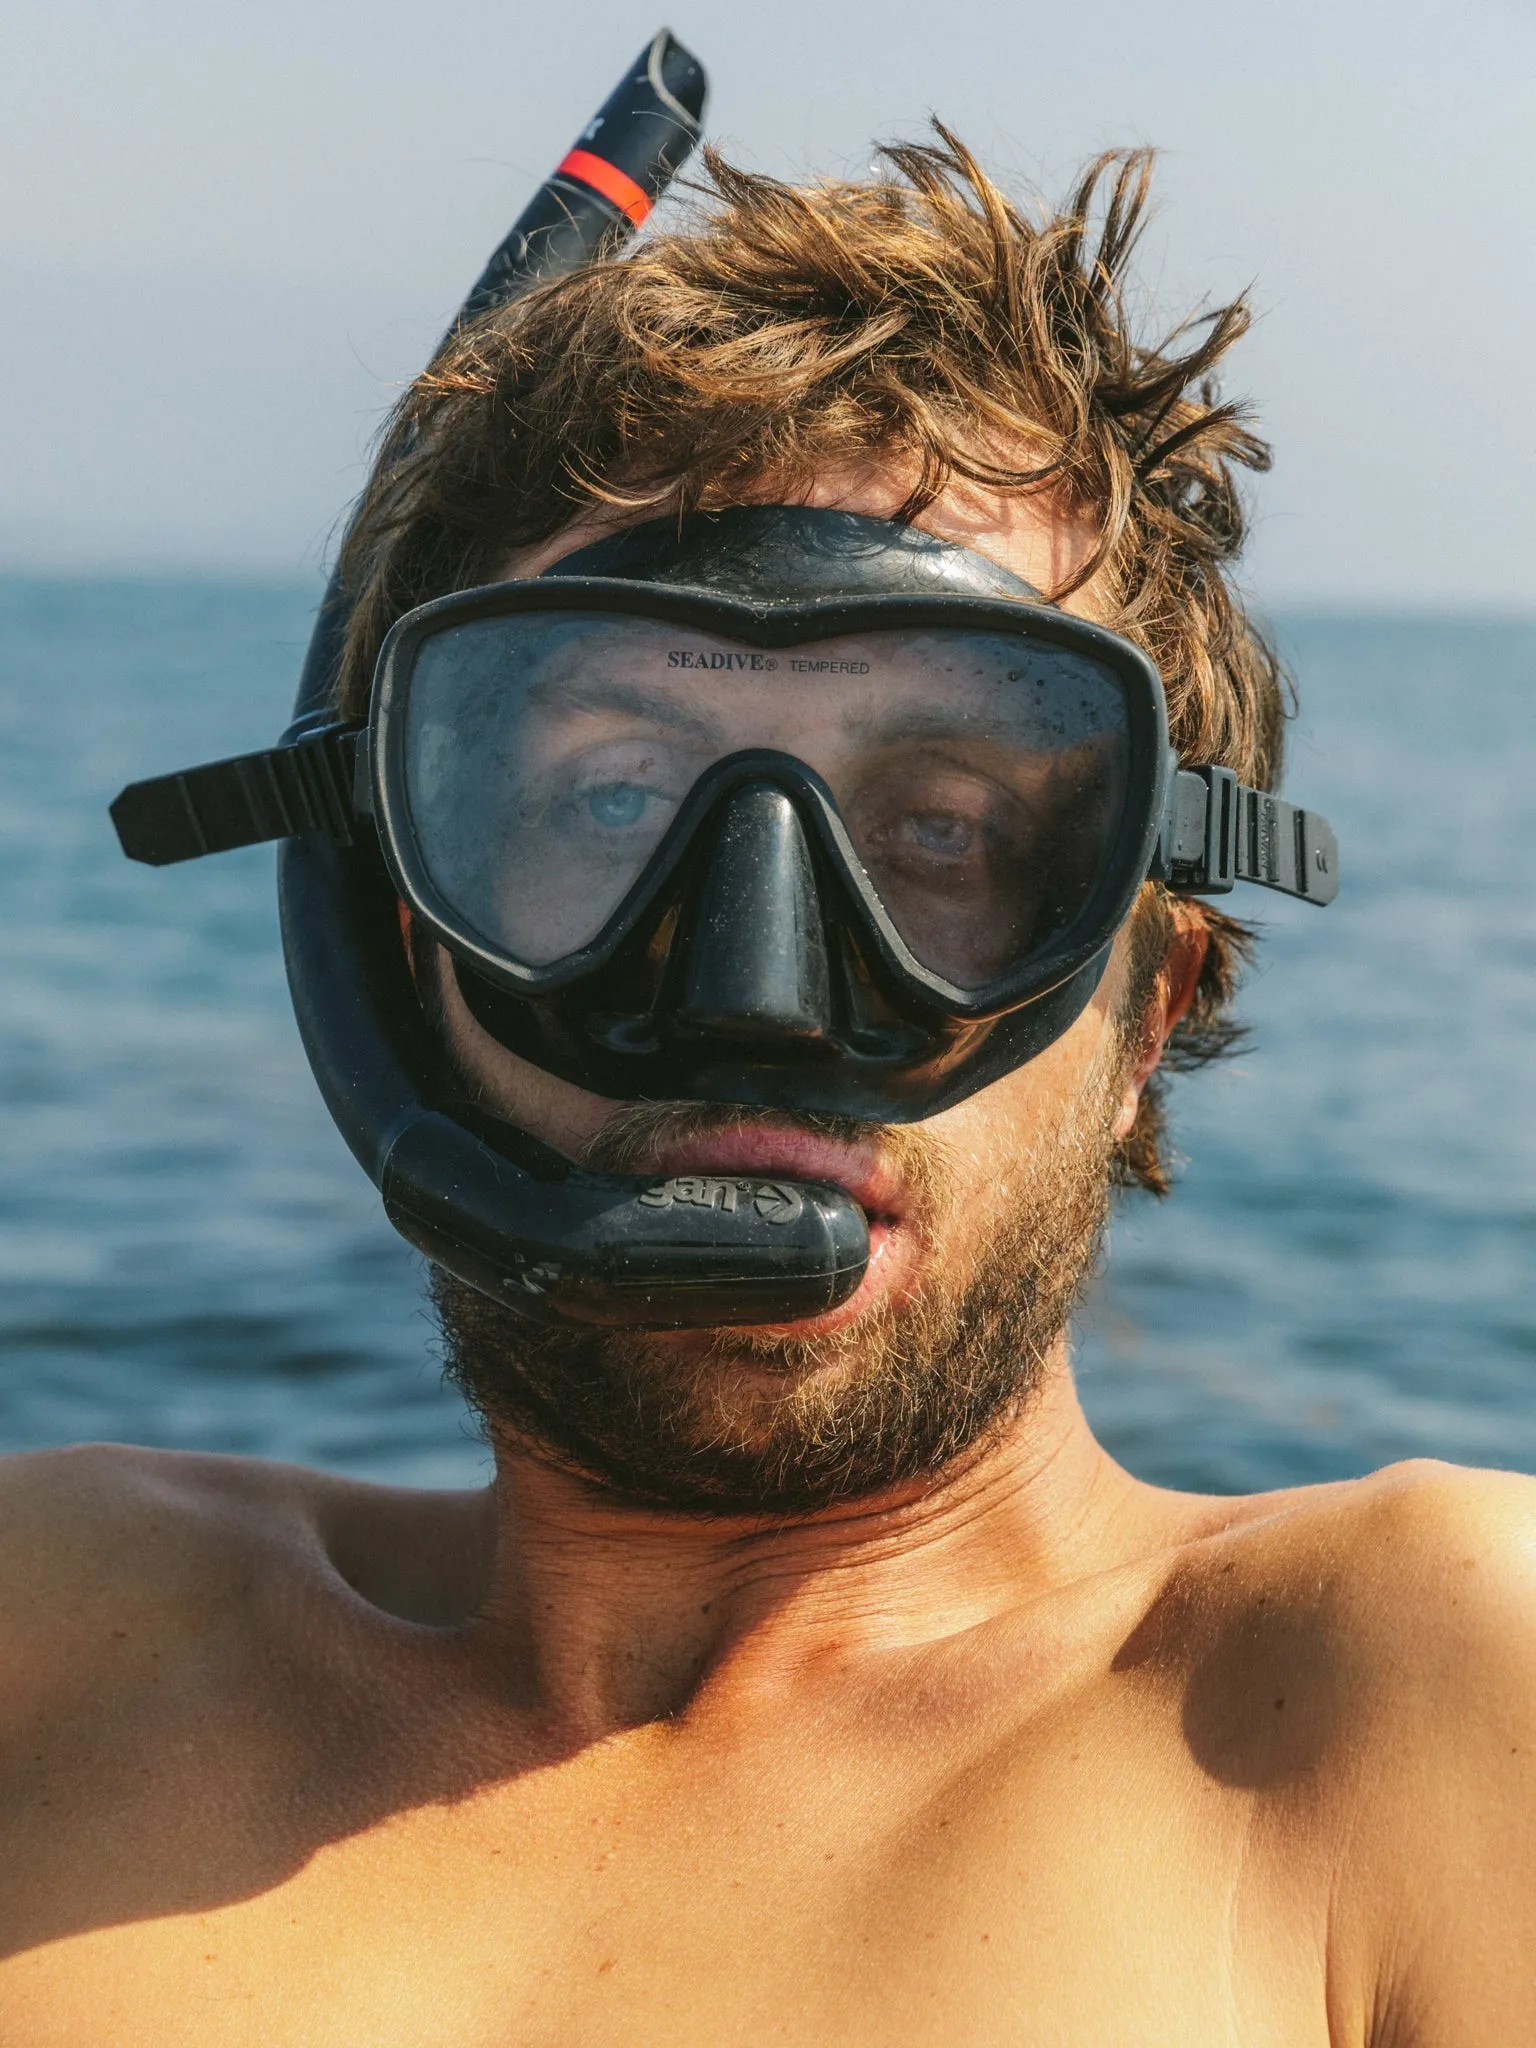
[380,1114,869,1329]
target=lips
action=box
[634,1122,920,1331]
[640,1125,902,1224]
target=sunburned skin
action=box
[1,472,1535,2046]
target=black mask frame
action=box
[367,570,1177,1121]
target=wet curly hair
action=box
[337,129,1288,1194]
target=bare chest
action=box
[0,1716,1336,2048]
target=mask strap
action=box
[1155,763,1339,905]
[111,721,364,866]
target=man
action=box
[6,136,1535,2044]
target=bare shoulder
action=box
[1299,1457,1536,1822]
[1247,1456,1536,1698]
[1190,1461,1536,2045]
[0,1436,327,1556]
[0,1443,490,1696]
[0,1443,333,1640]
[1169,1458,1536,1756]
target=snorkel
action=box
[115,33,871,1331]
[276,33,877,1331]
[111,35,1339,1333]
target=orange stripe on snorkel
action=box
[556,148,652,227]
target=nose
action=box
[674,782,833,1043]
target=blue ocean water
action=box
[2,577,1533,1495]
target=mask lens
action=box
[822,630,1129,987]
[395,611,1131,984]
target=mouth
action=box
[636,1122,920,1335]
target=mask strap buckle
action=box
[1154,762,1339,905]
[110,723,365,867]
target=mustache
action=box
[581,1098,957,1221]
[585,1098,871,1167]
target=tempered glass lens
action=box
[398,611,1131,987]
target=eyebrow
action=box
[846,697,1121,752]
[847,706,981,743]
[841,701,1075,757]
[527,674,720,742]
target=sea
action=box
[2,576,1534,1496]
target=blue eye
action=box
[585,783,650,829]
[907,812,976,856]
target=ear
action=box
[1111,910,1209,1141]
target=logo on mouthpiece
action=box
[638,1176,807,1224]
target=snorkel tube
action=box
[272,32,871,1329]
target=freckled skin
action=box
[1,479,1534,2045]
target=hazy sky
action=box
[4,0,1533,606]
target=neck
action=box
[468,1350,1155,1740]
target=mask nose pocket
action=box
[674,782,834,1045]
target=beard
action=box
[433,1049,1128,1518]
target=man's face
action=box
[426,477,1165,1514]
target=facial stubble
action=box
[432,1027,1131,1515]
